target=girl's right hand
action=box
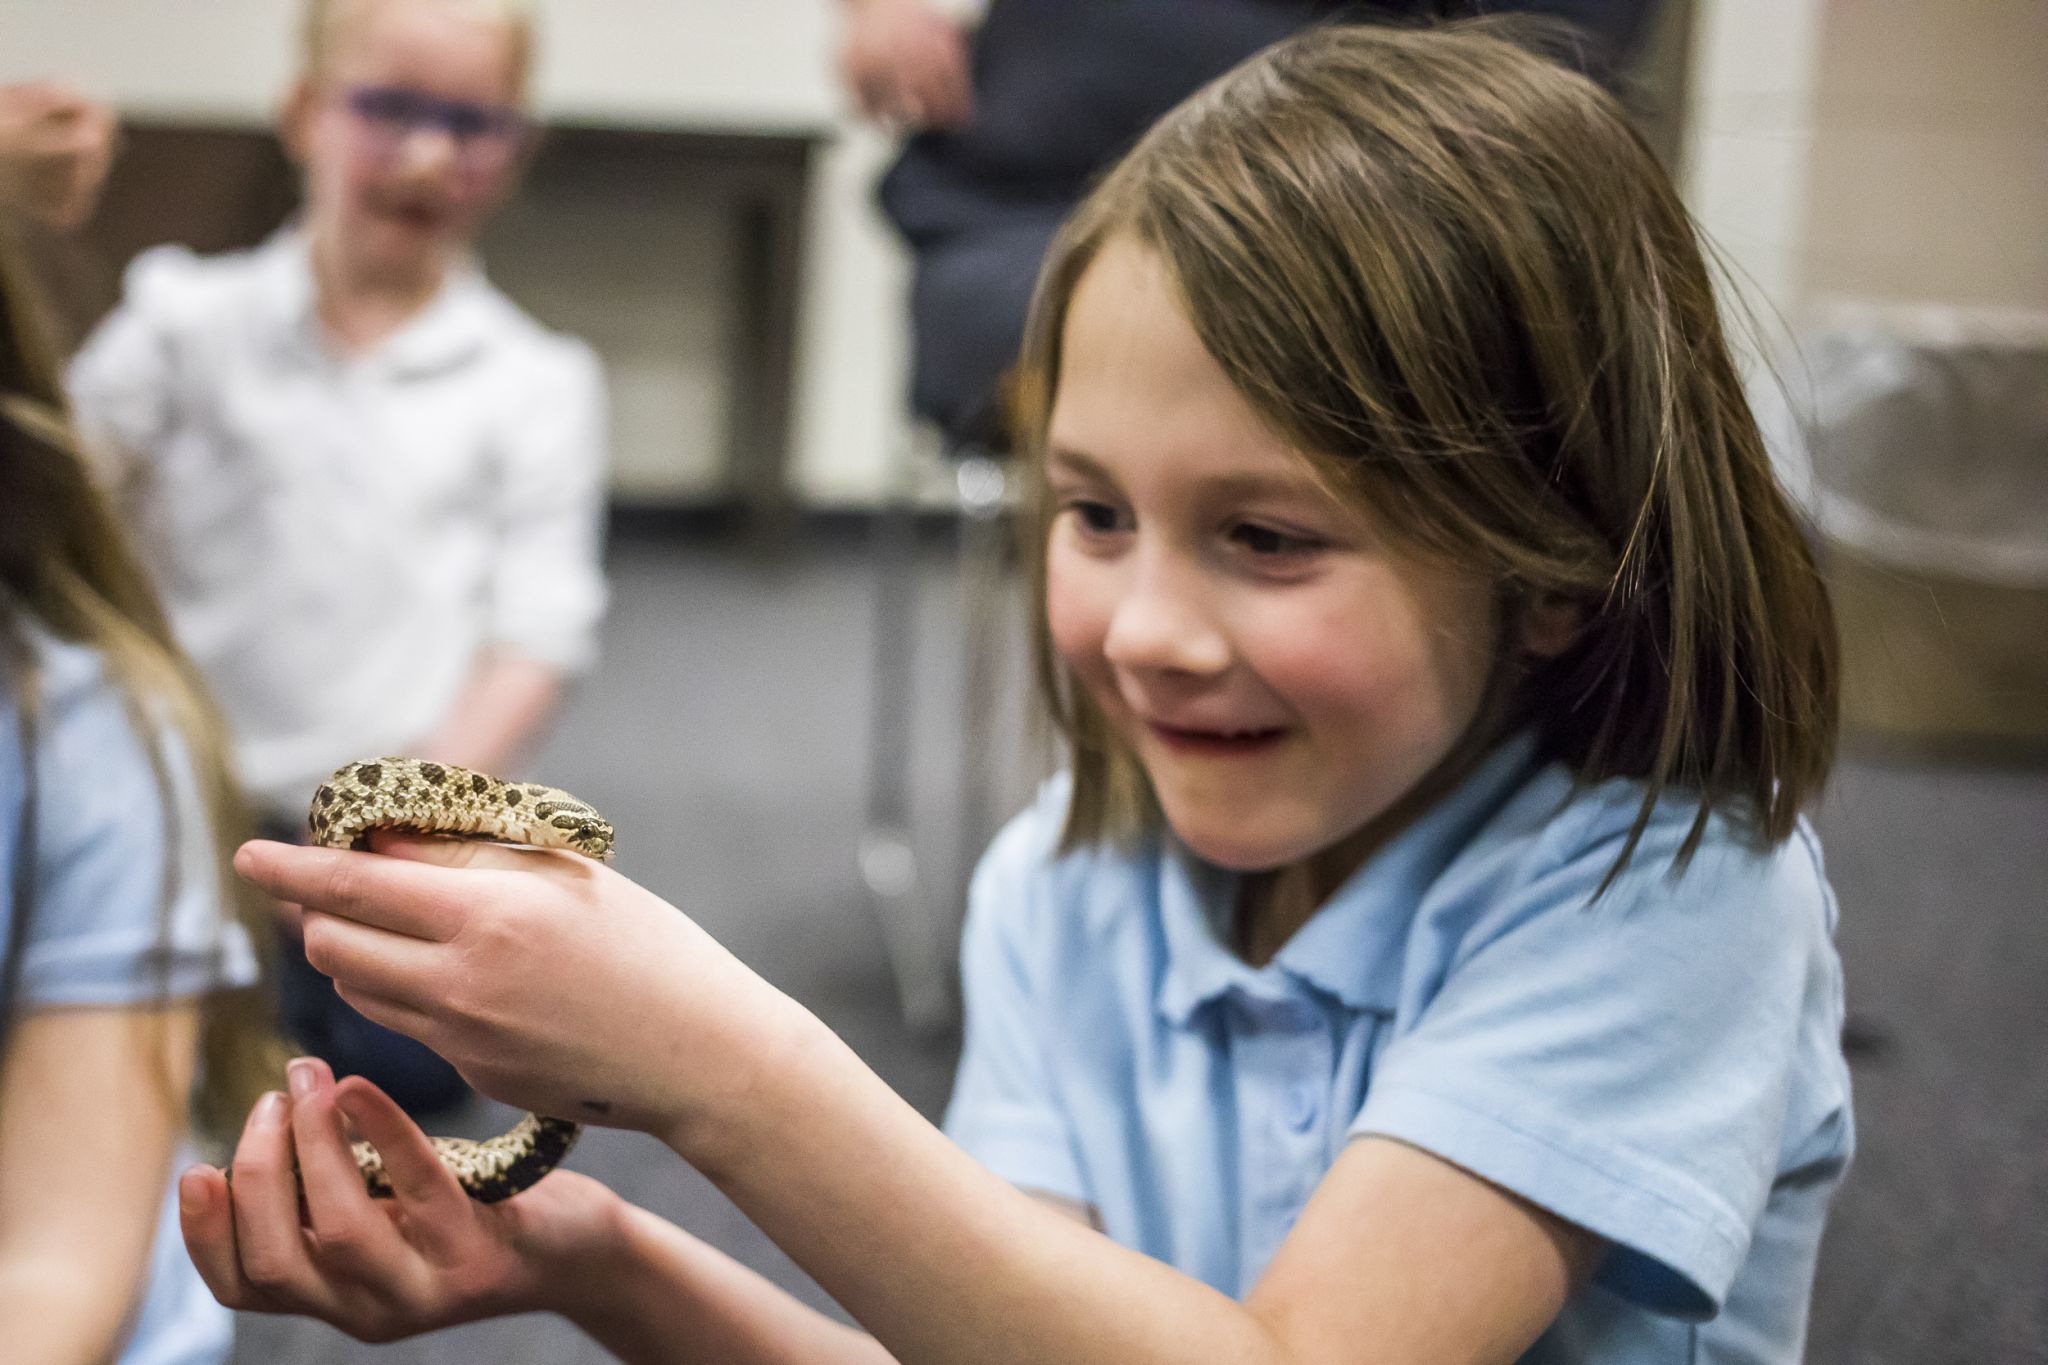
[179,1058,626,1344]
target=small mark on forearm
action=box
[580,1098,614,1115]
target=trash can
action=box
[1764,300,2048,753]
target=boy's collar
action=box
[1153,731,1542,1026]
[261,226,495,377]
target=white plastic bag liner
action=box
[1756,299,2048,586]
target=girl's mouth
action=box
[1146,723,1288,756]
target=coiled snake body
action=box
[308,757,614,1204]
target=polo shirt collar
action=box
[1154,732,1541,1027]
[1155,849,1245,1025]
[259,226,495,378]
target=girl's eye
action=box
[1065,499,1124,535]
[1230,521,1324,557]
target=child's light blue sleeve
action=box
[18,644,255,1010]
[1350,804,1847,1320]
[942,788,1090,1205]
[485,338,610,674]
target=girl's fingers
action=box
[300,910,447,1013]
[331,982,445,1055]
[179,1164,266,1311]
[332,1076,479,1246]
[224,1092,330,1307]
[286,1060,411,1275]
[369,830,535,873]
[234,841,470,942]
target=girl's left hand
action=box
[233,836,809,1150]
[182,1058,631,1341]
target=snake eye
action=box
[549,814,614,856]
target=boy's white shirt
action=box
[67,228,609,814]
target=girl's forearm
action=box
[0,1264,134,1364]
[0,1008,193,1365]
[671,1020,1291,1365]
[552,1201,896,1365]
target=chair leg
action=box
[954,449,1013,937]
[859,455,959,1032]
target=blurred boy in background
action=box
[67,0,609,1115]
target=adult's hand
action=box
[839,0,974,130]
[0,82,116,228]
[180,1058,627,1342]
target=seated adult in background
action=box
[839,0,1660,448]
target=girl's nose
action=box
[1102,556,1232,679]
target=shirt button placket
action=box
[1278,999,1331,1221]
[1285,1080,1320,1134]
[1235,991,1332,1280]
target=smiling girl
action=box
[183,22,1849,1365]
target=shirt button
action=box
[1274,999,1318,1033]
[1286,1083,1320,1134]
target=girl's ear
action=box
[1518,592,1581,659]
[278,77,319,166]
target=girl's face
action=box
[287,1,527,284]
[1045,237,1499,884]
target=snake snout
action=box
[555,814,614,859]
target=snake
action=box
[306,756,615,1204]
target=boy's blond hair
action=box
[301,0,537,92]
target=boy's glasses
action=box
[340,84,529,173]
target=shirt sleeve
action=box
[17,645,256,1010]
[1349,802,1837,1320]
[942,789,1090,1204]
[65,245,200,489]
[484,337,610,673]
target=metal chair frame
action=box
[859,437,1018,1030]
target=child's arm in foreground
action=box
[215,839,1601,1364]
[0,1005,198,1364]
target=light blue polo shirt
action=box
[1,630,256,1365]
[944,734,1852,1364]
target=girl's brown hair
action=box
[1021,21,1838,878]
[0,223,284,1140]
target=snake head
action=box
[549,810,615,860]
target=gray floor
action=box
[235,526,2047,1364]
